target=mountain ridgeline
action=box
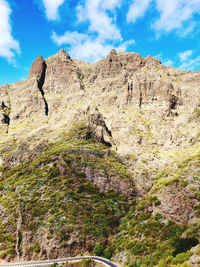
[0,49,200,266]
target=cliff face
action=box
[0,49,200,266]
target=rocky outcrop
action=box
[28,55,48,116]
[157,183,195,223]
[84,166,135,198]
[1,48,198,137]
[28,55,46,81]
[85,106,114,147]
[145,55,161,66]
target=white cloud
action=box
[52,0,135,62]
[177,50,200,71]
[77,0,122,41]
[127,0,152,23]
[153,53,174,66]
[0,0,20,62]
[179,56,200,71]
[153,0,200,34]
[178,50,193,62]
[42,0,65,20]
[127,0,200,36]
[176,22,195,37]
[52,31,135,62]
[163,59,174,66]
[51,31,87,47]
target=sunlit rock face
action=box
[0,49,200,263]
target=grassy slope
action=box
[0,123,199,266]
[111,142,200,266]
[0,123,132,259]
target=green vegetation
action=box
[79,259,93,267]
[110,193,199,266]
[0,122,132,259]
[152,143,200,193]
[0,122,199,265]
[194,107,200,117]
[25,242,40,254]
[0,221,15,258]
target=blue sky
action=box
[1,0,200,85]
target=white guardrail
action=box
[0,256,118,267]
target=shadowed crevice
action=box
[2,113,10,126]
[1,101,11,133]
[37,62,49,116]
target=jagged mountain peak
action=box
[145,54,161,65]
[52,48,72,61]
[109,48,117,56]
[28,55,46,80]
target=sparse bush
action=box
[80,259,92,267]
[93,242,104,256]
[103,247,113,259]
[194,107,200,117]
[172,251,192,264]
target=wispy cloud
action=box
[0,0,20,62]
[127,0,200,36]
[178,50,193,62]
[163,59,174,67]
[52,31,134,62]
[179,56,200,71]
[153,53,174,67]
[42,0,65,20]
[177,50,200,70]
[127,0,152,23]
[153,0,200,35]
[77,0,122,41]
[52,0,135,62]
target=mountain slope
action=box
[0,49,200,266]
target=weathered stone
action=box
[28,55,46,81]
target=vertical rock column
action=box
[28,55,49,116]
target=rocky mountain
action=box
[0,49,199,266]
